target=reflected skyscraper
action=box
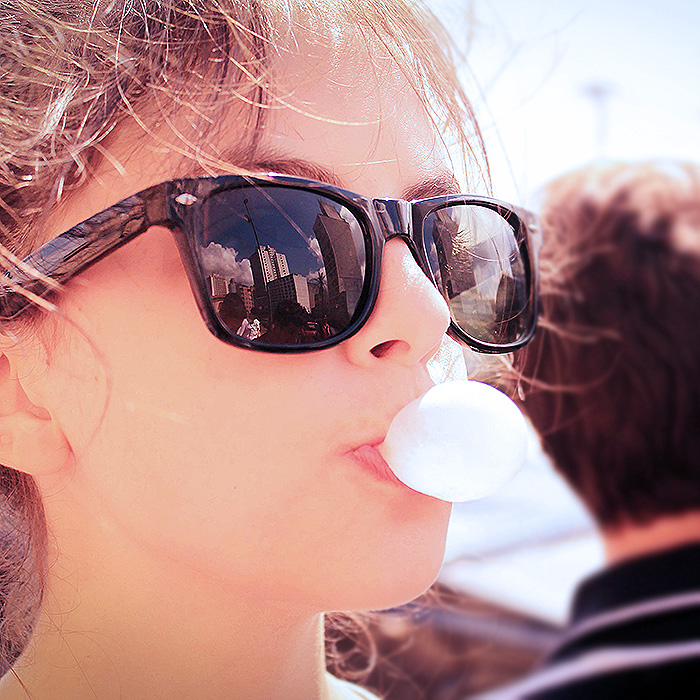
[249,244,289,287]
[312,200,362,325]
[207,273,228,301]
[249,244,290,318]
[268,274,311,313]
[233,282,255,314]
[430,209,477,299]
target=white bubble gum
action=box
[378,380,528,502]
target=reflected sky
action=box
[199,186,365,279]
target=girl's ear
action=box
[0,352,72,478]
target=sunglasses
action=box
[0,173,538,354]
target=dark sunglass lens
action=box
[422,204,532,346]
[196,186,368,346]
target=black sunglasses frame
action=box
[0,173,538,354]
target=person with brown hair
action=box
[484,162,700,699]
[0,1,539,698]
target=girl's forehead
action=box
[257,34,451,195]
[49,27,450,235]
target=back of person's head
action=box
[523,161,700,531]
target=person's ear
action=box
[0,351,72,478]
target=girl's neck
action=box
[1,510,333,700]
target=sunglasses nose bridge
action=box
[372,199,430,280]
[372,199,412,240]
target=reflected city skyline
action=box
[202,190,365,343]
[426,205,528,345]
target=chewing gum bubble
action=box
[378,381,527,502]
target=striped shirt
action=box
[475,543,700,699]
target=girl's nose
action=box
[342,238,450,367]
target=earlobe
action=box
[0,353,72,478]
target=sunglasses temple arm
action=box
[0,185,170,319]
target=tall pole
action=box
[243,198,262,250]
[243,197,272,323]
[582,82,615,159]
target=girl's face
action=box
[31,31,459,611]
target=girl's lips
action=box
[350,444,407,488]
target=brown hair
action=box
[522,162,700,530]
[0,0,484,677]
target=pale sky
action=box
[432,0,700,205]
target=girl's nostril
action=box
[370,339,407,358]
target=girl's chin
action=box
[331,546,447,612]
[337,575,442,614]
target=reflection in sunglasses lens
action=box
[423,204,530,346]
[197,187,368,346]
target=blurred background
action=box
[343,2,700,697]
[448,0,700,204]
